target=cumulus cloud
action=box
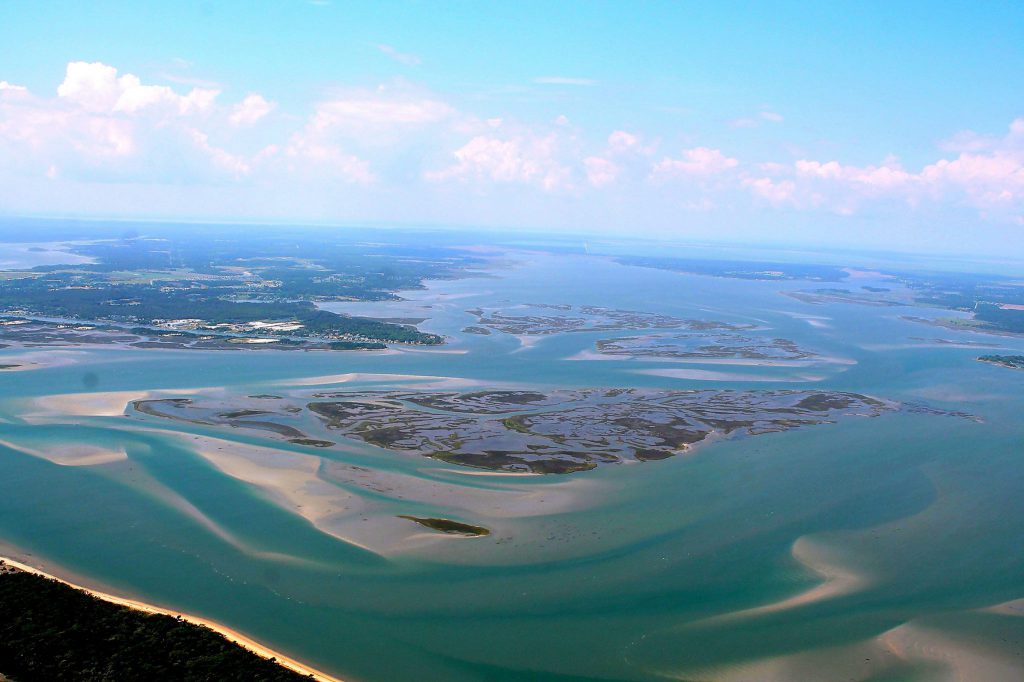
[733,119,1024,221]
[606,130,657,156]
[775,121,1024,217]
[795,158,914,191]
[584,156,619,187]
[277,132,375,184]
[57,61,219,115]
[652,147,739,178]
[229,94,275,126]
[427,134,571,190]
[608,130,639,153]
[309,86,453,135]
[2,60,1023,229]
[744,176,797,206]
[0,61,265,185]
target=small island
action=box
[398,516,491,536]
[594,332,815,361]
[464,303,704,336]
[978,355,1024,370]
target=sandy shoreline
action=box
[0,554,345,682]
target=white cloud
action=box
[608,130,639,153]
[187,128,250,176]
[56,61,219,115]
[428,134,571,190]
[3,59,1024,231]
[229,94,275,126]
[584,156,619,187]
[606,130,657,156]
[278,133,376,184]
[795,158,914,191]
[652,147,739,178]
[744,177,797,206]
[310,87,453,133]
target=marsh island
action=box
[134,388,897,474]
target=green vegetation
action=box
[501,415,532,434]
[0,226,477,346]
[978,355,1024,370]
[973,304,1024,334]
[0,566,315,681]
[397,516,491,536]
[328,340,387,351]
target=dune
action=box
[120,459,329,569]
[663,637,901,682]
[633,368,822,382]
[324,460,597,519]
[880,622,1024,681]
[512,335,542,352]
[27,387,211,418]
[744,536,867,615]
[0,350,85,371]
[0,438,127,467]
[396,346,469,355]
[698,536,869,626]
[29,390,149,417]
[276,372,455,387]
[182,434,367,543]
[665,619,1024,682]
[981,597,1024,616]
[564,348,832,366]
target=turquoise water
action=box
[2,253,1023,681]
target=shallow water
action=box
[2,252,1023,681]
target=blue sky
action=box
[1,1,1023,254]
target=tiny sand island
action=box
[398,516,491,536]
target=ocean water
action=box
[2,252,1023,681]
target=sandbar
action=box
[0,438,127,467]
[633,368,824,382]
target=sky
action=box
[1,1,1023,255]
